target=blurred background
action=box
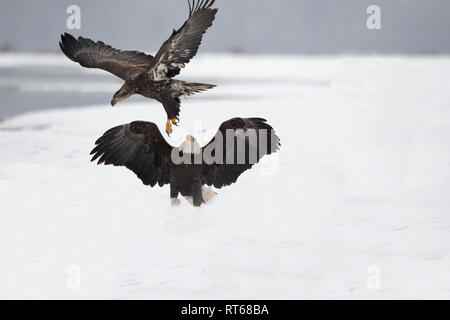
[0,0,449,119]
[1,0,450,54]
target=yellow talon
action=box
[166,118,179,135]
[166,120,173,136]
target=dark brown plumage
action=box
[90,118,281,207]
[59,0,218,135]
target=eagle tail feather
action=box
[202,187,217,203]
[184,187,217,206]
[182,82,216,96]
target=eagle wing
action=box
[149,0,217,80]
[90,121,173,187]
[60,33,154,81]
[201,118,281,189]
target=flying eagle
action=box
[90,118,281,207]
[59,0,218,135]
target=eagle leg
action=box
[192,182,204,207]
[170,184,180,207]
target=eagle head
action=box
[111,83,134,106]
[180,135,201,155]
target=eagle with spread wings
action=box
[91,118,281,207]
[60,0,218,135]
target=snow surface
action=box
[1,54,450,299]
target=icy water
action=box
[0,64,273,120]
[0,66,230,120]
[0,66,113,119]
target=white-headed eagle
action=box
[59,0,218,135]
[91,118,281,207]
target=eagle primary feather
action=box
[149,0,218,80]
[59,33,154,81]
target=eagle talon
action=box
[166,118,179,134]
[166,120,173,136]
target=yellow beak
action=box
[111,98,120,107]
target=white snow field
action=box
[1,54,450,299]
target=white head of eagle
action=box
[180,135,202,155]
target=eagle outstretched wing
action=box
[91,118,280,190]
[149,0,218,80]
[90,121,173,187]
[201,118,281,188]
[59,33,154,81]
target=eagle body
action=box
[124,78,215,121]
[170,164,205,206]
[91,118,281,207]
[59,0,218,135]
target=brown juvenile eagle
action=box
[90,118,281,207]
[59,0,218,135]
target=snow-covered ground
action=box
[1,54,450,299]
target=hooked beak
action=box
[111,98,119,107]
